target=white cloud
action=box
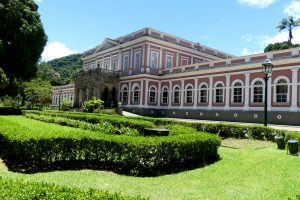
[34,0,42,3]
[238,0,275,9]
[41,42,78,61]
[263,27,300,45]
[241,48,263,56]
[242,34,253,42]
[283,0,300,18]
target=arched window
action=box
[173,86,180,103]
[185,85,193,103]
[121,86,128,103]
[215,83,224,103]
[162,87,168,104]
[253,80,263,103]
[199,83,208,103]
[149,86,157,103]
[276,78,288,103]
[133,86,140,103]
[232,81,243,103]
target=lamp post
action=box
[262,59,273,126]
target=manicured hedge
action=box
[0,177,146,200]
[25,113,140,136]
[0,116,220,176]
[23,110,155,132]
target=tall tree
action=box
[276,16,300,45]
[0,0,47,83]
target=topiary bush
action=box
[84,97,103,113]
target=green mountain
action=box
[42,54,83,86]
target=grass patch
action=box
[0,139,298,200]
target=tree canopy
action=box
[0,0,47,81]
[264,41,300,52]
[276,16,300,45]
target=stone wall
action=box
[74,68,120,107]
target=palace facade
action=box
[73,28,300,125]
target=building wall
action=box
[52,84,75,107]
[119,47,300,125]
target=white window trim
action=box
[180,56,189,66]
[161,86,169,104]
[123,53,130,70]
[112,56,118,71]
[251,78,264,103]
[148,85,157,104]
[150,50,159,69]
[185,84,194,103]
[131,83,140,104]
[273,76,290,103]
[165,54,174,69]
[121,85,128,103]
[231,79,244,103]
[214,81,225,103]
[134,50,141,69]
[172,85,181,103]
[104,59,110,70]
[198,82,209,103]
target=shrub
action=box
[0,177,146,200]
[84,97,103,113]
[0,116,221,176]
[61,98,72,111]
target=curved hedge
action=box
[0,116,220,176]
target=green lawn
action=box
[0,139,299,200]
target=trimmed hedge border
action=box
[0,177,146,200]
[23,110,300,142]
[0,116,220,176]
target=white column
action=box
[225,74,230,110]
[244,73,250,110]
[208,76,213,109]
[176,52,179,67]
[128,82,132,105]
[168,80,172,107]
[146,44,150,67]
[267,77,272,111]
[191,56,194,64]
[145,80,149,106]
[118,50,122,71]
[110,54,113,70]
[159,47,163,69]
[180,80,184,107]
[142,44,145,67]
[290,67,299,111]
[140,80,144,106]
[193,78,198,107]
[130,48,133,68]
[157,82,161,106]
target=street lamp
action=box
[262,59,273,126]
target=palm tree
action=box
[276,16,300,45]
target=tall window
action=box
[276,78,288,103]
[133,86,139,103]
[215,83,224,103]
[199,84,208,103]
[121,87,128,103]
[253,80,263,103]
[185,85,193,103]
[112,58,118,71]
[123,54,129,71]
[162,87,168,104]
[166,55,173,68]
[149,86,157,103]
[233,82,243,103]
[150,51,159,69]
[173,86,180,103]
[134,51,140,69]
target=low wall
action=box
[123,107,300,126]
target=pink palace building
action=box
[75,28,300,125]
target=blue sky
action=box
[35,0,300,61]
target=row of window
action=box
[85,50,197,71]
[120,78,289,104]
[52,95,73,105]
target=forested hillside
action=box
[43,54,82,86]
